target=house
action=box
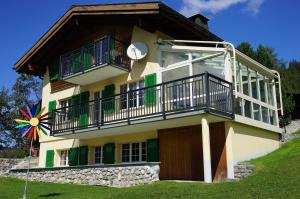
[14,2,283,184]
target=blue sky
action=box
[0,0,299,88]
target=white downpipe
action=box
[160,40,238,97]
[271,70,284,116]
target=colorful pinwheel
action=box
[14,103,51,141]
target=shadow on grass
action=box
[39,192,62,198]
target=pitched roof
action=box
[14,1,221,74]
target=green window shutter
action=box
[71,94,81,119]
[68,147,79,166]
[83,43,93,68]
[103,143,115,164]
[79,146,89,165]
[45,150,54,168]
[147,139,159,162]
[49,62,59,82]
[71,53,82,74]
[144,73,157,106]
[79,91,90,127]
[48,100,57,123]
[108,33,115,63]
[103,84,115,113]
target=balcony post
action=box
[127,92,130,125]
[205,72,210,113]
[231,84,235,119]
[162,84,166,119]
[97,98,101,129]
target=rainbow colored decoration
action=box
[14,103,50,141]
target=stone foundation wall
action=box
[6,163,160,187]
[0,158,23,175]
[234,162,255,179]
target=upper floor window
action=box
[120,80,144,109]
[59,98,71,122]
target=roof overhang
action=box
[14,2,221,75]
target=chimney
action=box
[188,14,209,30]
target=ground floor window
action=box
[94,146,103,164]
[121,142,146,163]
[60,150,68,166]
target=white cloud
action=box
[180,0,265,16]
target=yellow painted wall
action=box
[38,130,156,167]
[228,121,280,163]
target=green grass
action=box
[2,137,300,199]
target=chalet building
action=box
[15,2,283,183]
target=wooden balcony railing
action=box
[59,35,130,79]
[51,72,234,135]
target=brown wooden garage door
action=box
[158,125,204,181]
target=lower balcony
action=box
[51,73,234,136]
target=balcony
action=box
[51,73,234,136]
[59,36,130,85]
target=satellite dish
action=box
[127,42,148,60]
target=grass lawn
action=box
[1,136,300,199]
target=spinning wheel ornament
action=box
[14,103,51,199]
[14,103,51,141]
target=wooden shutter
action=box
[49,62,59,82]
[79,146,89,165]
[147,139,159,162]
[144,73,157,106]
[45,150,54,168]
[103,84,115,113]
[71,53,82,73]
[68,147,79,166]
[103,143,115,164]
[83,43,93,68]
[79,91,90,127]
[108,33,115,63]
[71,94,80,119]
[48,100,57,123]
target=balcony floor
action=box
[63,64,129,85]
[53,111,231,139]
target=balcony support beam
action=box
[201,117,212,183]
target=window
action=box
[120,80,144,109]
[59,99,71,122]
[121,142,146,163]
[94,146,103,164]
[250,70,258,99]
[60,150,68,166]
[162,51,189,67]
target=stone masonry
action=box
[0,158,23,175]
[4,163,160,187]
[234,162,255,179]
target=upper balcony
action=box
[51,72,234,136]
[59,35,130,85]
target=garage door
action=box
[158,125,204,181]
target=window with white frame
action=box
[121,142,146,163]
[59,98,71,122]
[234,60,278,126]
[60,150,68,166]
[94,146,103,164]
[120,80,144,109]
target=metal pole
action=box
[22,137,33,199]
